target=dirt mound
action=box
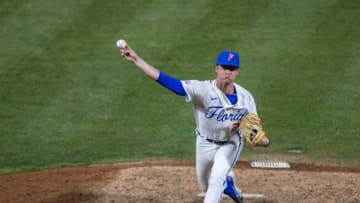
[0,160,359,203]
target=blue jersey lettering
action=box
[205,106,248,122]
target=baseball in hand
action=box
[116,39,127,49]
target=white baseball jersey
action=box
[181,79,257,203]
[182,79,257,141]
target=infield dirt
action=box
[0,160,359,203]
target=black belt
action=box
[196,129,228,145]
[206,138,228,145]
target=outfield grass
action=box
[1,0,359,173]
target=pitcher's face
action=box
[215,65,239,84]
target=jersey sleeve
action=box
[180,80,205,102]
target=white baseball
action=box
[116,39,127,48]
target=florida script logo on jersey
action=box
[205,106,248,122]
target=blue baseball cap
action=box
[216,50,240,68]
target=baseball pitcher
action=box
[118,41,270,203]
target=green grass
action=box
[1,0,359,173]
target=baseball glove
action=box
[239,113,266,146]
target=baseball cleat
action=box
[224,176,243,203]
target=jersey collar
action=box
[211,80,242,110]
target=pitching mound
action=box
[0,160,359,203]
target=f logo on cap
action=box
[227,53,234,61]
[216,50,240,67]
